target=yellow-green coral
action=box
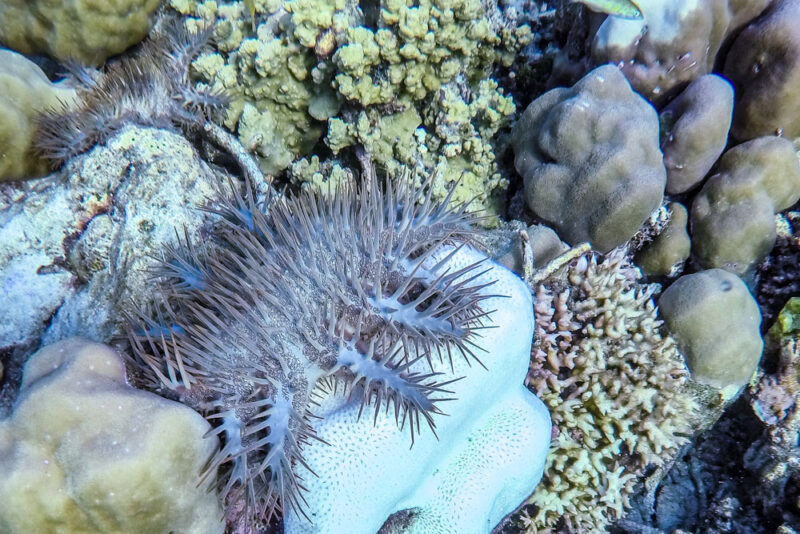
[0,0,161,65]
[520,251,697,532]
[326,79,515,222]
[171,0,530,217]
[0,49,78,182]
[331,0,528,105]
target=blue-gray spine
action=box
[127,174,496,530]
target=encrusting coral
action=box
[0,338,222,534]
[518,250,696,532]
[126,168,525,531]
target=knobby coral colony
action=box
[126,173,497,530]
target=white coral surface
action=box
[284,246,551,534]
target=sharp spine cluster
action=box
[127,172,496,530]
[34,18,225,166]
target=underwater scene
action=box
[0,0,799,533]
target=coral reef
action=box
[0,126,233,415]
[744,298,800,527]
[0,49,77,182]
[757,211,800,328]
[126,169,548,531]
[635,202,691,278]
[659,74,733,195]
[0,0,161,64]
[723,0,800,140]
[173,0,531,218]
[658,269,763,390]
[518,250,696,532]
[35,19,226,168]
[0,338,222,534]
[591,0,770,103]
[690,136,800,277]
[512,64,666,252]
[285,245,550,534]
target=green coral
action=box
[171,0,530,218]
[177,0,347,175]
[327,79,516,221]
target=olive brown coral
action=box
[127,171,497,529]
[658,269,763,389]
[0,49,77,182]
[512,65,666,253]
[690,136,800,277]
[0,0,161,64]
[723,0,800,140]
[659,74,733,195]
[0,338,223,534]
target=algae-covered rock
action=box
[591,0,770,103]
[512,65,666,252]
[636,202,691,277]
[0,338,223,534]
[659,269,763,389]
[659,74,733,195]
[690,136,800,276]
[0,126,235,409]
[0,0,161,65]
[0,49,77,182]
[723,0,800,140]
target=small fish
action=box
[572,0,643,19]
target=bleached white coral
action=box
[284,245,552,534]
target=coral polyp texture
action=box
[519,251,697,532]
[127,172,497,530]
[171,0,532,218]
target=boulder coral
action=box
[284,246,551,534]
[690,136,800,276]
[659,74,733,195]
[635,202,691,277]
[520,250,696,532]
[591,0,770,103]
[512,65,666,252]
[0,338,223,534]
[658,269,763,390]
[723,0,800,140]
[0,0,161,65]
[0,49,77,182]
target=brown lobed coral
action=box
[517,250,698,532]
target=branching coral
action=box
[126,170,495,530]
[518,250,696,532]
